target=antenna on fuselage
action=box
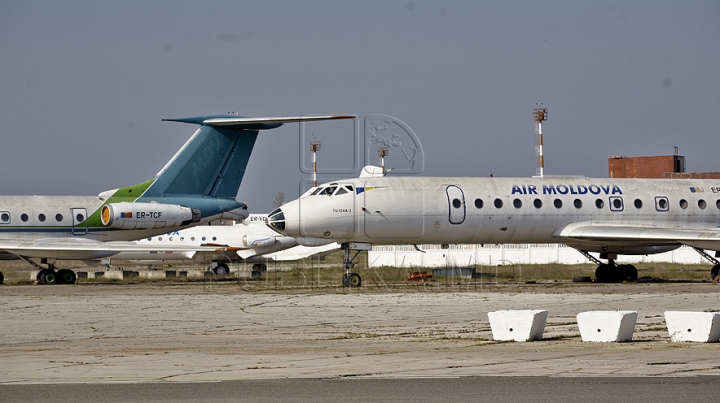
[310,139,321,187]
[378,146,389,175]
[533,104,548,178]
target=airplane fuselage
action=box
[271,176,720,255]
[0,195,237,260]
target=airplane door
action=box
[72,208,88,235]
[609,196,624,212]
[446,185,466,224]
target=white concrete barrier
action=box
[576,311,637,342]
[487,310,548,342]
[664,311,720,342]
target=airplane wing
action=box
[236,242,341,261]
[0,238,224,260]
[554,223,720,252]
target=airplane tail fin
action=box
[140,115,355,199]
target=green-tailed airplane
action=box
[0,114,354,285]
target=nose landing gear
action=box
[341,242,367,287]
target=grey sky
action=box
[1,1,718,213]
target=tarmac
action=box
[1,282,719,384]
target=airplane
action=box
[0,114,353,285]
[99,214,340,274]
[267,167,720,286]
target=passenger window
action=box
[595,199,604,209]
[554,199,562,209]
[698,199,707,209]
[453,198,462,208]
[573,199,582,209]
[474,199,484,209]
[0,212,9,224]
[716,200,720,210]
[38,214,46,222]
[494,199,503,208]
[634,199,643,209]
[610,197,624,212]
[21,213,29,222]
[513,199,522,208]
[533,199,542,208]
[679,199,688,209]
[55,214,63,222]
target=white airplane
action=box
[101,214,340,274]
[268,167,720,286]
[0,114,353,285]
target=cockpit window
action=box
[320,186,337,196]
[335,187,348,196]
[345,185,354,192]
[311,187,324,196]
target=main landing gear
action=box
[579,251,638,283]
[691,248,720,282]
[208,262,231,276]
[20,258,77,285]
[341,242,362,287]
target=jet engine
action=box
[101,202,200,229]
[242,235,277,248]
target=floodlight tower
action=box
[533,104,548,178]
[310,140,321,187]
[378,146,389,175]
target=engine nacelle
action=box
[101,202,200,230]
[242,235,277,248]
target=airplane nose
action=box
[267,207,285,234]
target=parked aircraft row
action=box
[0,114,353,284]
[3,112,719,288]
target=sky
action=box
[1,1,718,213]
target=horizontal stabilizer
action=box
[163,115,356,130]
[203,115,356,126]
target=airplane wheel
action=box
[43,271,57,285]
[213,264,229,276]
[595,264,612,283]
[342,273,349,287]
[58,269,77,285]
[349,273,362,288]
[620,264,638,283]
[37,269,51,285]
[0,271,4,284]
[711,265,720,281]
